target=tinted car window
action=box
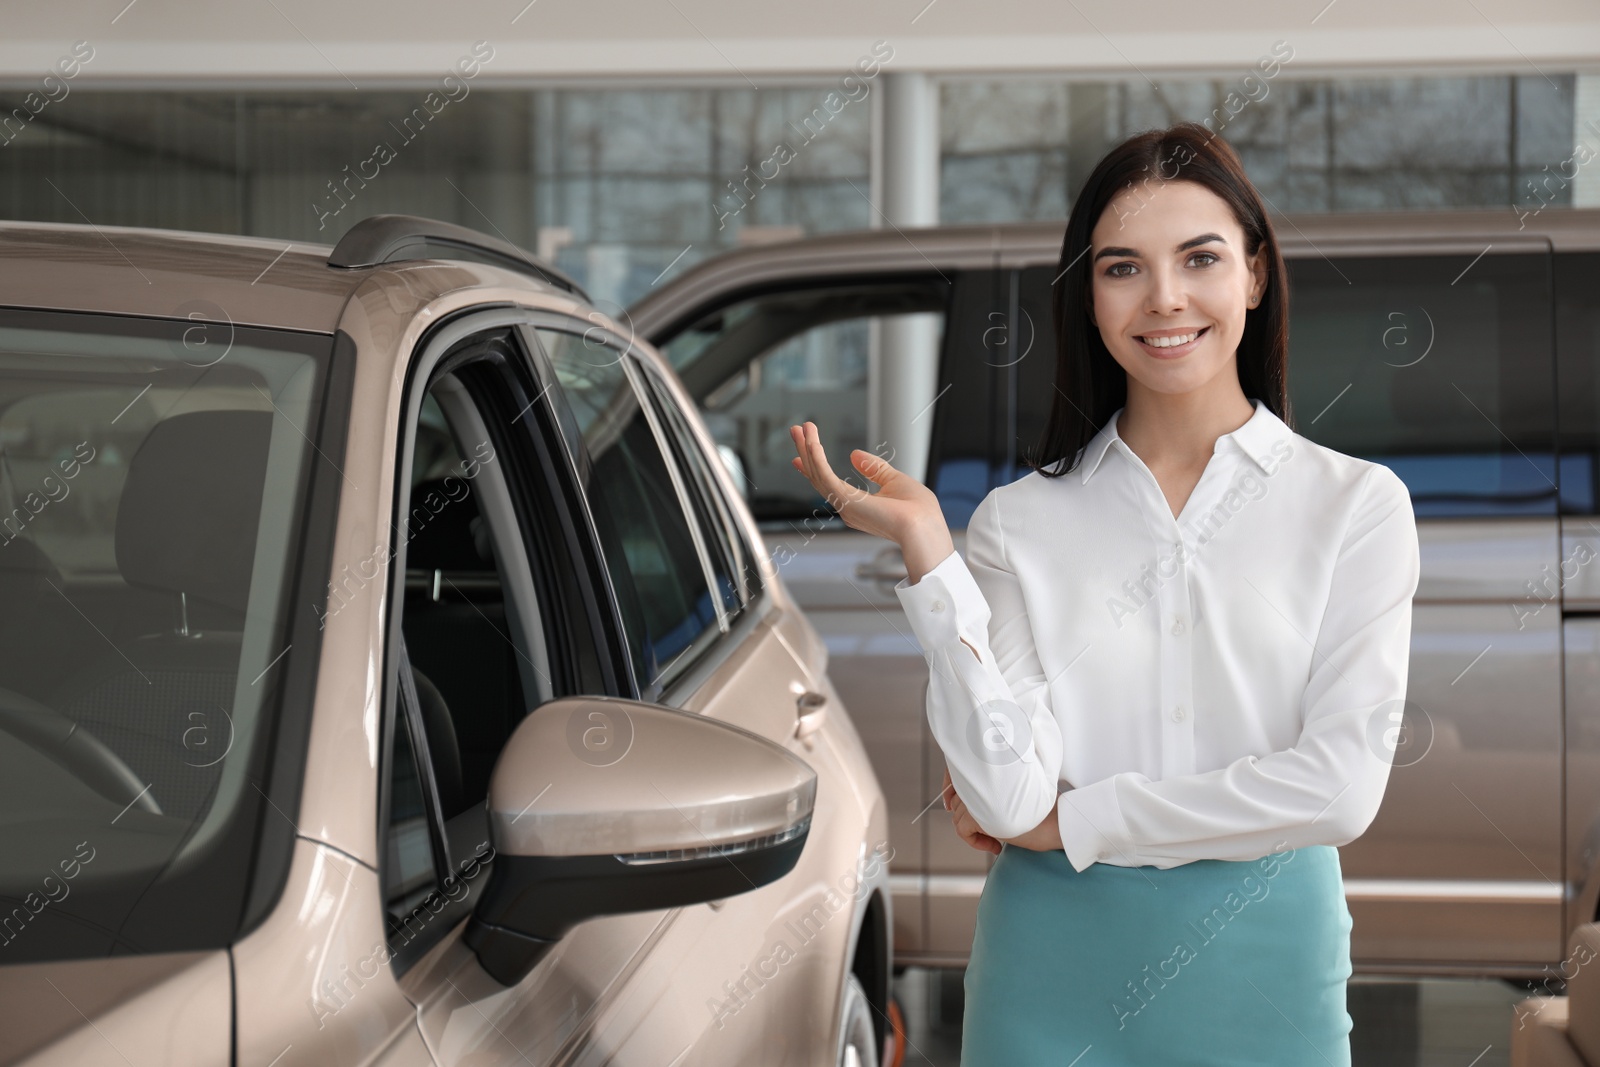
[1285,252,1554,517]
[1556,251,1600,513]
[0,312,330,962]
[929,269,1020,529]
[637,363,755,614]
[656,280,950,524]
[536,328,721,693]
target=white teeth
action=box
[1140,330,1202,348]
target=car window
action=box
[1014,253,1556,518]
[535,327,722,697]
[636,361,760,614]
[1556,251,1600,513]
[927,269,1020,529]
[0,311,333,963]
[656,280,951,525]
[380,330,610,968]
[1284,252,1554,517]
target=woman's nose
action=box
[1144,265,1188,314]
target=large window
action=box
[0,86,871,311]
[0,74,1583,319]
[0,311,333,962]
[941,73,1580,221]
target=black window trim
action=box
[617,353,730,635]
[633,354,764,611]
[524,316,740,700]
[639,270,957,361]
[518,310,780,710]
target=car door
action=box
[519,320,885,1066]
[380,311,878,1067]
[1282,241,1562,970]
[642,270,1007,964]
[1554,247,1600,945]
[368,316,671,1066]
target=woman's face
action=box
[1087,179,1267,400]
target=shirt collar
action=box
[1078,397,1291,486]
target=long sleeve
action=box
[894,489,1064,841]
[1056,463,1421,871]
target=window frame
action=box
[643,274,960,529]
[376,308,631,975]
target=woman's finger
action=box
[802,422,867,512]
[951,803,1000,854]
[789,422,838,498]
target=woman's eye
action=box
[1190,252,1219,267]
[1105,262,1134,278]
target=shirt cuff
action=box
[1057,775,1136,872]
[894,549,990,654]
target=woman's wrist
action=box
[900,513,956,585]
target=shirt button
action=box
[931,599,946,613]
[1171,705,1186,723]
[1171,618,1186,636]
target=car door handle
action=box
[854,547,908,585]
[795,690,828,740]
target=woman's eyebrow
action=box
[1092,232,1228,262]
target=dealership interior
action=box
[3,3,1600,1065]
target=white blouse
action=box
[895,398,1421,872]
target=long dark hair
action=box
[1030,122,1292,477]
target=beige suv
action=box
[629,206,1600,989]
[0,215,893,1067]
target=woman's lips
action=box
[1136,325,1209,358]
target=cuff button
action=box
[931,599,946,613]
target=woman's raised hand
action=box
[788,421,955,582]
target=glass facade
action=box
[0,73,1581,309]
[940,73,1580,222]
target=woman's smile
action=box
[1134,324,1210,358]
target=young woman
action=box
[789,123,1420,1064]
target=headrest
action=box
[115,410,274,614]
[403,477,491,571]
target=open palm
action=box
[787,421,944,547]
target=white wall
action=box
[0,0,1597,85]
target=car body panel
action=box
[7,951,229,1066]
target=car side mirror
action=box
[463,695,816,985]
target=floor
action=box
[888,967,1540,1065]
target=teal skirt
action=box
[961,843,1353,1066]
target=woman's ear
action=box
[1248,246,1269,308]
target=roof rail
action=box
[327,214,588,301]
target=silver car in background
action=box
[629,206,1600,983]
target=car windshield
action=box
[0,310,333,962]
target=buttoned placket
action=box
[1119,441,1216,780]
